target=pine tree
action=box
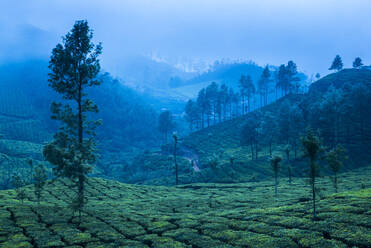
[197,88,207,128]
[352,57,363,69]
[270,156,282,197]
[34,164,47,205]
[185,100,199,131]
[329,55,343,71]
[258,65,271,106]
[326,145,347,193]
[43,20,102,222]
[301,128,321,219]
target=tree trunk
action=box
[311,161,317,219]
[274,172,278,197]
[174,140,178,185]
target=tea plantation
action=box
[1,166,371,248]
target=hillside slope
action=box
[1,166,370,248]
[124,68,371,185]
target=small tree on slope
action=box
[301,128,322,220]
[270,156,282,197]
[12,174,26,204]
[34,164,47,205]
[43,20,102,223]
[325,145,347,193]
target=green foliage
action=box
[33,164,47,204]
[301,128,322,219]
[11,174,26,204]
[352,57,363,69]
[326,145,347,192]
[329,55,343,71]
[43,20,102,221]
[0,169,370,247]
[270,156,282,197]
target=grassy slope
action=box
[1,166,370,248]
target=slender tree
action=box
[34,164,47,205]
[173,132,179,185]
[301,128,321,219]
[43,20,102,222]
[329,55,343,72]
[325,145,347,193]
[197,88,207,128]
[12,174,26,204]
[270,156,282,197]
[258,65,271,106]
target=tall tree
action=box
[158,110,175,144]
[185,100,199,131]
[43,20,102,222]
[352,57,363,69]
[329,55,343,72]
[286,61,300,94]
[173,132,179,185]
[276,64,288,97]
[258,65,271,106]
[239,75,247,114]
[206,82,219,124]
[197,88,207,128]
[301,128,322,219]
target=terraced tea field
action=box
[0,167,370,248]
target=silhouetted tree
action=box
[326,145,347,193]
[352,57,363,69]
[258,65,271,107]
[185,100,199,131]
[34,164,47,205]
[43,20,102,222]
[173,132,179,185]
[329,55,343,71]
[206,82,219,124]
[270,156,282,197]
[241,114,261,160]
[286,61,301,94]
[301,128,321,219]
[315,73,320,80]
[197,88,208,128]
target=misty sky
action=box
[0,0,370,77]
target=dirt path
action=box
[180,146,201,172]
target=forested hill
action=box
[115,68,371,186]
[183,68,371,170]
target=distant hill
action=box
[125,68,371,185]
